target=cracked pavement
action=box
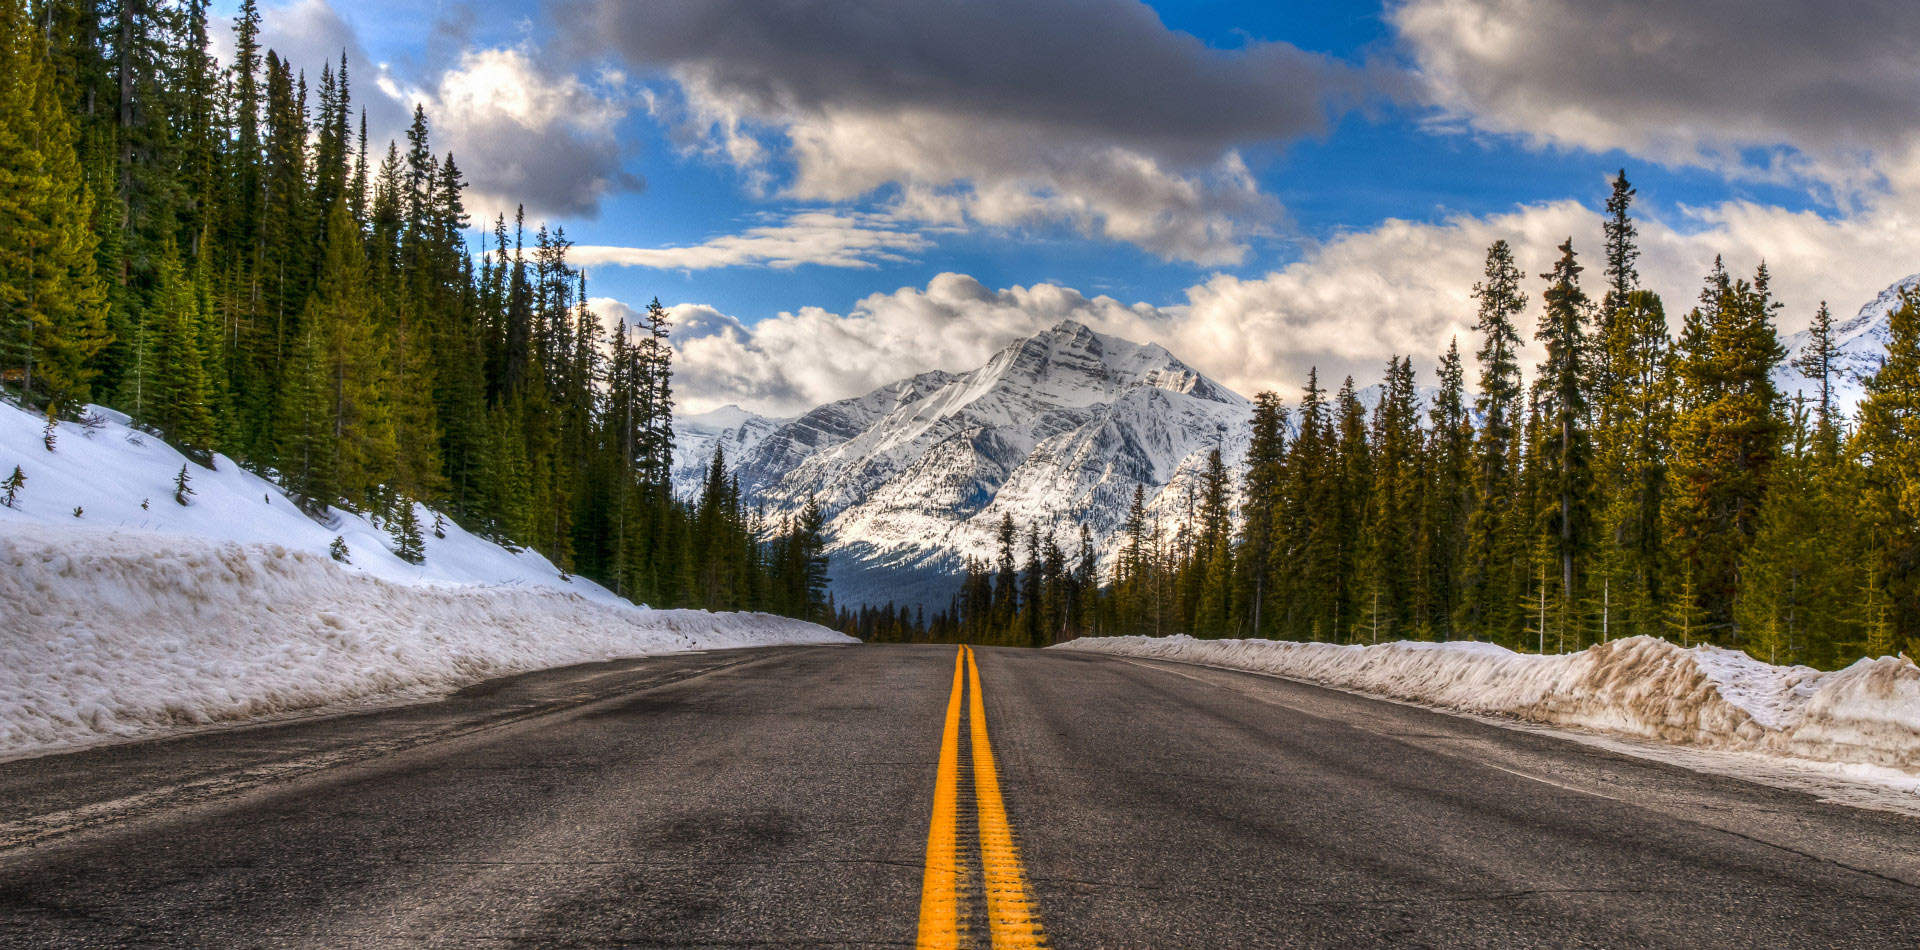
[3,643,1919,947]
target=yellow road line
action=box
[915,647,967,950]
[965,646,1048,949]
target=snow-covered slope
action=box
[1777,272,1916,413]
[714,321,1252,607]
[1061,635,1920,775]
[0,526,850,761]
[0,401,613,601]
[0,399,852,760]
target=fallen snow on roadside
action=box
[1058,635,1920,778]
[0,401,615,602]
[0,526,852,762]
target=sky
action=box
[219,0,1920,415]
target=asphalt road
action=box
[3,643,1920,948]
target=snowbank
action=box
[1057,635,1920,773]
[0,401,617,602]
[0,526,851,761]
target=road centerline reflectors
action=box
[917,647,1048,950]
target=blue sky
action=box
[230,0,1920,414]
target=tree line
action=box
[876,173,1918,667]
[0,0,829,621]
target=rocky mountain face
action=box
[674,320,1249,608]
[1776,272,1916,411]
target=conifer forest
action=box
[870,174,1920,671]
[4,1,1918,669]
[0,0,829,620]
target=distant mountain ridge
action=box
[676,320,1250,607]
[675,274,1914,609]
[1776,272,1916,411]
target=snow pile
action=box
[1058,635,1920,773]
[0,525,852,760]
[0,401,616,602]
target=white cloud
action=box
[567,0,1377,265]
[216,0,637,221]
[381,44,638,220]
[572,212,930,271]
[658,193,1919,416]
[1393,0,1920,200]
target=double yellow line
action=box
[916,646,1047,949]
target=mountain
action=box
[1776,272,1916,412]
[677,321,1250,608]
[673,273,1913,610]
[672,404,786,496]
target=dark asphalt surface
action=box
[3,643,1919,948]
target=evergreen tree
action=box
[0,0,112,414]
[146,240,214,455]
[1236,391,1286,636]
[2,464,23,508]
[1458,240,1527,639]
[1665,263,1786,641]
[1533,238,1595,630]
[1853,289,1920,644]
[1425,340,1473,638]
[1793,301,1840,452]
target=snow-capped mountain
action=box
[672,404,787,495]
[671,273,1913,609]
[1776,272,1915,412]
[677,320,1250,607]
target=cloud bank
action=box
[564,0,1383,264]
[225,0,638,221]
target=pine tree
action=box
[1,464,23,508]
[1459,240,1528,639]
[173,462,193,505]
[1737,401,1857,667]
[1236,391,1287,636]
[1425,340,1473,637]
[1794,301,1840,452]
[1853,288,1920,644]
[1192,447,1235,636]
[311,201,394,510]
[1665,262,1785,641]
[1665,561,1707,648]
[146,240,215,456]
[1534,238,1595,625]
[390,498,425,564]
[275,315,335,509]
[1594,288,1670,638]
[0,0,112,414]
[993,513,1019,632]
[1596,170,1639,394]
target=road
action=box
[3,643,1920,948]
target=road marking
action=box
[965,646,1048,949]
[915,647,967,950]
[916,647,1049,949]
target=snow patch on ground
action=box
[0,526,852,761]
[1058,635,1920,774]
[0,401,616,602]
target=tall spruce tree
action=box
[1458,240,1527,639]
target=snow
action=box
[0,401,621,602]
[1058,635,1920,776]
[0,400,852,761]
[705,320,1252,607]
[0,526,852,762]
[1776,271,1915,414]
